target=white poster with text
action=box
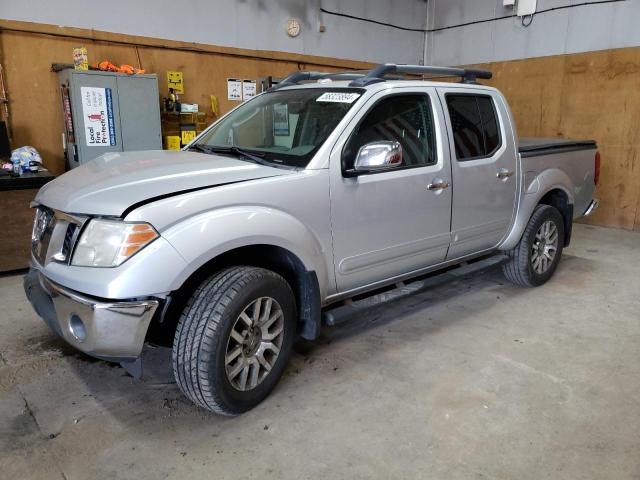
[227,79,242,101]
[81,87,116,147]
[242,80,257,101]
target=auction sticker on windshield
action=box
[316,92,361,103]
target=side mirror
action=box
[353,141,403,173]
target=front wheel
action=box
[172,266,296,415]
[502,204,565,287]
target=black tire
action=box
[502,204,565,287]
[172,266,296,415]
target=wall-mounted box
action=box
[57,69,162,169]
[516,0,537,16]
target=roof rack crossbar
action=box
[348,64,492,87]
[270,71,326,91]
[269,63,492,91]
[269,71,369,91]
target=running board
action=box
[323,254,508,327]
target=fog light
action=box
[69,314,87,342]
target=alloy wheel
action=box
[225,297,284,391]
[531,219,559,274]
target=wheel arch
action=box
[501,179,574,251]
[537,188,573,247]
[146,244,323,346]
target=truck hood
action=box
[36,150,292,216]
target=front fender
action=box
[161,206,330,298]
[500,168,574,251]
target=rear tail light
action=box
[594,151,601,186]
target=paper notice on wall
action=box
[81,87,116,147]
[227,78,242,101]
[242,79,257,101]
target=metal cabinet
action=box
[58,69,162,169]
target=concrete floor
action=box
[1,224,639,480]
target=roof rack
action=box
[350,64,492,86]
[270,63,492,91]
[269,71,367,91]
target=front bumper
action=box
[24,269,159,362]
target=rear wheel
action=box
[172,266,296,415]
[502,204,565,287]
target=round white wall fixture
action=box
[285,18,301,37]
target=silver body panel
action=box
[25,79,597,358]
[35,150,291,216]
[328,86,452,292]
[437,86,519,259]
[500,147,596,250]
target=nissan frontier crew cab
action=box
[25,64,600,415]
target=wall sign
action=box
[167,71,184,94]
[227,78,242,101]
[242,79,257,101]
[73,47,88,70]
[181,129,197,145]
[80,87,116,147]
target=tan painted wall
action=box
[1,21,638,230]
[470,48,640,231]
[0,20,371,176]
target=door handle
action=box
[497,169,514,179]
[427,181,450,191]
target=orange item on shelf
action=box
[95,60,145,75]
[118,64,146,74]
[98,60,119,72]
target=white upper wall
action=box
[0,0,428,65]
[426,0,640,66]
[7,0,636,68]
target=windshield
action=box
[193,88,364,168]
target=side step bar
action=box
[323,254,508,327]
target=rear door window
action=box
[446,94,501,161]
[477,96,500,154]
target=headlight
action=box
[71,219,159,267]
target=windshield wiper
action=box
[205,145,273,166]
[188,144,288,168]
[230,146,265,158]
[188,144,216,154]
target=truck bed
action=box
[518,137,597,219]
[519,138,597,158]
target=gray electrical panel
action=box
[58,69,162,169]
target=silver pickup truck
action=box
[24,64,599,415]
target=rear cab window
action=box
[445,94,501,161]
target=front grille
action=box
[31,207,86,266]
[61,223,78,261]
